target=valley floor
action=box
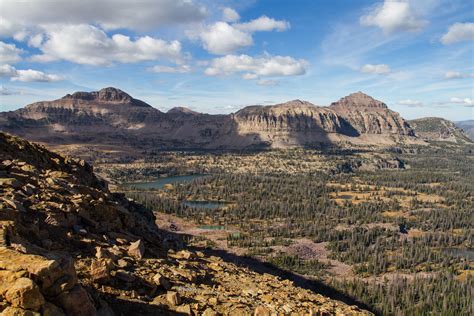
[101,145,473,315]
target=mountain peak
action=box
[61,87,151,107]
[330,92,388,109]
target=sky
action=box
[0,0,473,121]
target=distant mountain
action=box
[455,120,474,141]
[409,117,472,144]
[0,87,422,150]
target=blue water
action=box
[123,174,204,190]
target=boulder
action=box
[5,278,45,311]
[166,291,181,306]
[1,306,41,316]
[42,302,66,316]
[254,306,271,316]
[153,273,171,290]
[56,285,96,316]
[0,249,77,297]
[128,240,145,260]
[90,259,113,283]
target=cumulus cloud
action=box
[360,64,391,74]
[0,0,206,37]
[189,15,290,54]
[397,99,423,107]
[204,54,308,79]
[450,97,474,106]
[0,41,23,63]
[441,23,474,45]
[12,69,63,82]
[149,64,191,73]
[0,64,63,82]
[360,0,427,34]
[222,8,240,22]
[0,64,17,77]
[30,24,184,66]
[235,16,290,32]
[188,22,252,55]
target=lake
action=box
[123,174,205,190]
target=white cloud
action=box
[188,15,290,54]
[360,64,391,74]
[188,22,252,55]
[235,16,290,32]
[445,71,462,79]
[450,97,474,106]
[222,8,240,22]
[444,71,473,79]
[149,64,191,73]
[31,24,183,66]
[0,0,206,37]
[12,69,63,82]
[360,0,427,34]
[0,86,18,95]
[0,64,17,77]
[441,23,474,45]
[0,64,63,82]
[204,54,308,79]
[0,41,23,63]
[397,99,423,106]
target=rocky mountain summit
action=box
[0,132,371,315]
[0,87,422,151]
[329,92,414,136]
[408,117,472,143]
[61,87,152,107]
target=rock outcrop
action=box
[409,117,472,143]
[0,132,372,315]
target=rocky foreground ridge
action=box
[0,132,371,315]
[0,88,425,150]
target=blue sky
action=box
[0,0,473,121]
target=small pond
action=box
[123,174,205,190]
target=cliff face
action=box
[330,92,415,136]
[234,100,358,135]
[0,132,371,315]
[409,117,472,143]
[0,88,419,150]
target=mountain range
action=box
[0,87,471,151]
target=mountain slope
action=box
[409,117,472,143]
[0,87,420,151]
[0,132,371,315]
[455,120,474,141]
